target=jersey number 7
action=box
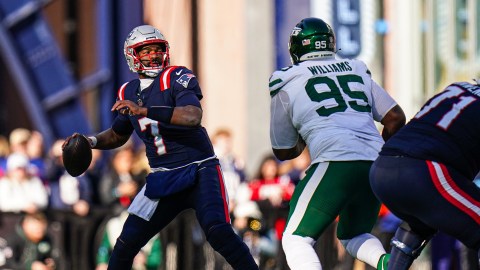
[139,117,167,155]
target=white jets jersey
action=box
[269,56,397,163]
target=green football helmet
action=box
[288,17,336,64]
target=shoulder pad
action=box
[176,73,196,88]
[349,59,371,76]
[116,79,139,100]
[159,66,183,91]
[452,82,480,95]
[168,66,196,89]
[269,67,296,97]
[280,65,294,72]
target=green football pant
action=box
[284,161,381,240]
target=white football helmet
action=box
[124,25,170,77]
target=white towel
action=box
[128,184,159,221]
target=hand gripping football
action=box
[62,134,92,177]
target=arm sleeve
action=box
[176,90,201,107]
[370,80,398,122]
[111,114,134,136]
[270,91,300,149]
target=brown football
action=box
[62,135,92,177]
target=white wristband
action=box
[88,136,97,148]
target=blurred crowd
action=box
[0,127,476,270]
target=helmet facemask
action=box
[124,25,170,77]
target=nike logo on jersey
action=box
[176,70,182,75]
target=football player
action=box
[65,25,259,270]
[370,80,480,269]
[269,17,406,270]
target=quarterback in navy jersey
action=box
[370,81,480,270]
[64,25,259,270]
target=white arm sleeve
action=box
[270,91,299,149]
[370,80,397,121]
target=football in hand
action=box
[62,135,92,177]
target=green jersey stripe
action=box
[270,88,282,97]
[269,78,283,87]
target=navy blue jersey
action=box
[112,66,215,169]
[381,82,480,179]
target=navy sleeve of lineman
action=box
[111,113,134,135]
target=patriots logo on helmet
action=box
[176,73,195,88]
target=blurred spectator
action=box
[211,128,246,181]
[0,212,58,269]
[26,130,47,181]
[9,128,31,155]
[0,135,10,176]
[8,128,46,182]
[211,128,247,211]
[240,155,294,208]
[236,154,294,269]
[46,139,92,216]
[98,145,144,210]
[45,139,93,270]
[0,153,48,213]
[84,149,105,206]
[233,201,278,269]
[95,210,162,270]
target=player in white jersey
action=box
[269,17,406,270]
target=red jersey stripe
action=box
[159,66,178,91]
[117,82,129,100]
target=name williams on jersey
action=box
[307,61,353,75]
